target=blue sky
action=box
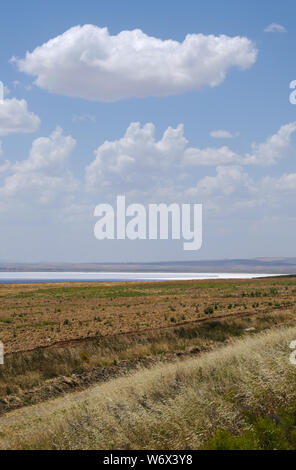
[0,0,295,262]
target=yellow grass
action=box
[1,324,296,449]
[0,309,293,399]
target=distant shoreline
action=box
[0,272,287,284]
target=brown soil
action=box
[0,277,295,353]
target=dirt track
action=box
[1,277,295,354]
[4,303,289,356]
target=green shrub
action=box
[80,350,89,362]
[203,429,258,450]
[204,407,296,450]
[204,306,214,315]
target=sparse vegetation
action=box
[1,276,296,450]
[1,276,295,355]
[0,305,292,402]
[1,326,296,450]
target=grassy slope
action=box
[1,325,296,450]
[0,309,293,401]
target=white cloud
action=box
[276,173,296,190]
[262,173,296,192]
[264,23,287,33]
[13,24,258,102]
[0,142,11,176]
[210,129,239,139]
[85,121,296,195]
[12,126,75,174]
[244,122,296,165]
[187,122,296,167]
[72,113,96,123]
[1,117,296,261]
[187,165,252,197]
[0,97,40,136]
[0,144,9,172]
[0,160,10,176]
[1,119,294,232]
[12,80,32,91]
[85,122,188,192]
[0,127,77,203]
[85,121,245,194]
[183,145,240,166]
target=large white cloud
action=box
[85,122,188,192]
[1,119,295,223]
[1,119,296,260]
[85,121,247,193]
[13,25,258,102]
[0,127,77,203]
[0,97,40,136]
[86,121,296,194]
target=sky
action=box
[0,0,296,263]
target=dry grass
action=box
[1,277,296,449]
[0,309,292,399]
[2,325,296,450]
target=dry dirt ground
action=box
[0,277,296,353]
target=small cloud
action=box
[210,130,240,139]
[264,23,287,33]
[13,80,32,91]
[0,97,40,136]
[72,114,96,123]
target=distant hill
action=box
[1,258,296,274]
